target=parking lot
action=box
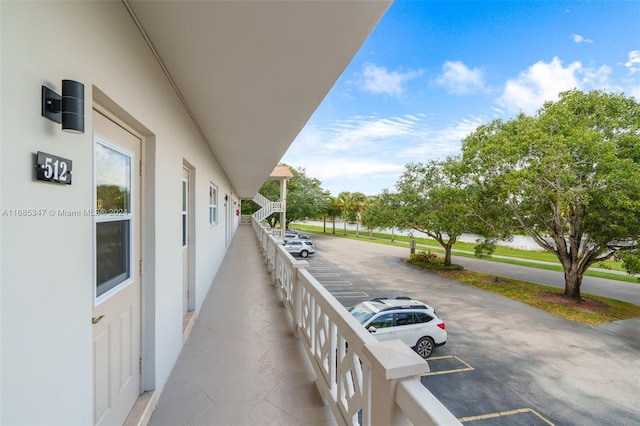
[302,233,640,426]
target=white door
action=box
[92,110,142,426]
[182,167,190,317]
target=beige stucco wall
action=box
[1,2,235,423]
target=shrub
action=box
[474,239,496,258]
[410,250,444,265]
[408,251,463,271]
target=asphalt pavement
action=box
[305,232,640,426]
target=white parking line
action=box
[459,408,555,425]
[333,292,369,298]
[321,281,353,286]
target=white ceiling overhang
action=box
[125,0,391,198]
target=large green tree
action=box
[286,167,331,225]
[461,90,640,301]
[361,191,399,240]
[394,159,478,266]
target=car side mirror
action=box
[367,326,377,333]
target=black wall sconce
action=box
[41,80,84,133]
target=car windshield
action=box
[348,303,376,325]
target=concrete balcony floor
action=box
[150,225,335,425]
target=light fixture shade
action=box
[61,80,84,133]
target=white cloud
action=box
[498,57,582,114]
[571,34,593,44]
[435,61,485,94]
[581,65,614,89]
[321,114,429,153]
[304,158,404,182]
[358,63,421,97]
[625,50,640,74]
[498,57,625,114]
[398,117,484,159]
[437,117,484,144]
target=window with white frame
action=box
[95,138,133,298]
[209,183,218,226]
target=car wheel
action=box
[415,337,434,358]
[300,250,308,258]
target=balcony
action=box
[150,220,459,425]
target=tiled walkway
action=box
[149,225,335,425]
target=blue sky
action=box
[281,0,640,197]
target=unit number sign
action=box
[36,151,72,185]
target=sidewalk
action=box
[149,225,335,425]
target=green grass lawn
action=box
[291,223,637,283]
[429,269,640,325]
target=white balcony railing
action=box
[250,218,461,426]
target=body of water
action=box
[294,220,545,251]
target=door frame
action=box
[182,160,196,315]
[225,193,233,247]
[92,101,150,400]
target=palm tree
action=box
[350,192,367,237]
[335,191,352,236]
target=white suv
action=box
[348,297,446,358]
[283,239,315,258]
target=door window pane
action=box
[369,313,393,329]
[182,179,188,246]
[395,312,414,326]
[209,184,217,226]
[182,180,187,211]
[95,143,131,213]
[182,214,187,247]
[96,220,130,296]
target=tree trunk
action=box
[563,268,583,302]
[557,246,584,302]
[444,245,453,267]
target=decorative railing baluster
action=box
[249,218,461,426]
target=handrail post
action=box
[363,340,430,426]
[291,259,308,337]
